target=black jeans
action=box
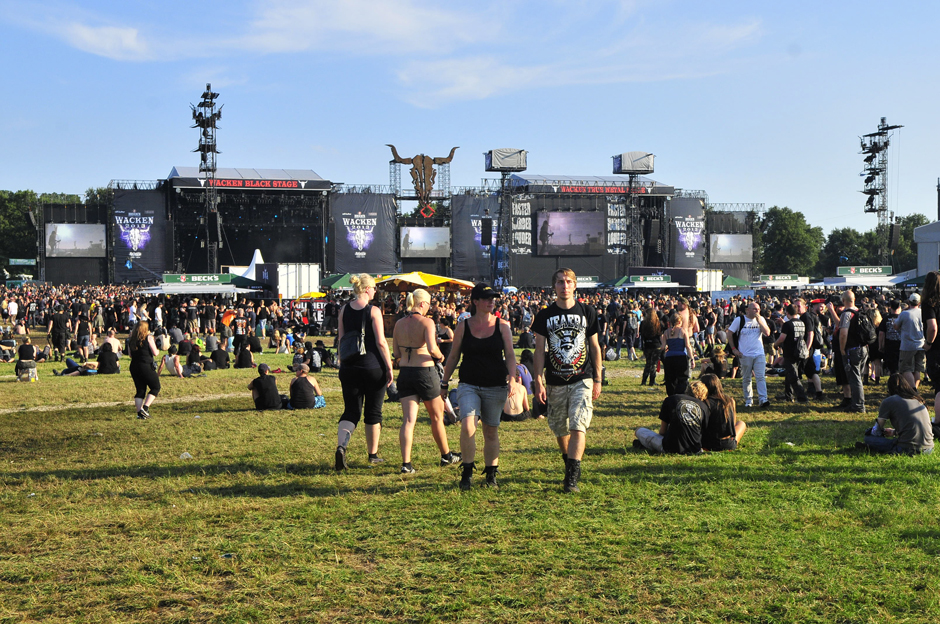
[782,356,807,401]
[663,356,690,396]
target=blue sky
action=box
[1,0,938,233]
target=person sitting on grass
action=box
[233,344,255,369]
[858,373,934,455]
[287,363,324,409]
[95,341,120,374]
[14,337,38,380]
[634,381,711,454]
[157,345,204,378]
[699,373,747,451]
[210,343,230,370]
[158,345,184,377]
[248,363,283,411]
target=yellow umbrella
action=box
[418,272,475,292]
[375,272,430,292]
[297,291,328,299]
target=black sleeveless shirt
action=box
[459,319,507,387]
[341,304,381,370]
[290,377,317,408]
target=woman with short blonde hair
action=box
[393,289,460,473]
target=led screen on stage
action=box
[45,223,106,258]
[400,227,451,258]
[536,212,605,256]
[709,234,753,263]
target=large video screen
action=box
[536,211,606,256]
[400,227,451,258]
[710,234,753,263]
[45,223,107,258]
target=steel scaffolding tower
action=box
[860,117,902,265]
[192,84,222,273]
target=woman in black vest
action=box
[128,321,160,419]
[440,283,520,490]
[334,274,393,470]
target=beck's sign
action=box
[163,273,234,284]
[631,275,671,283]
[837,266,892,276]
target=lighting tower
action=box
[192,84,223,273]
[485,149,527,288]
[859,117,902,265]
[613,152,655,273]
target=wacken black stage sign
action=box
[171,177,331,191]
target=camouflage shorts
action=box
[546,379,594,437]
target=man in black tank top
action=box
[532,268,603,493]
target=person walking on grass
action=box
[128,321,160,420]
[334,274,394,470]
[532,268,603,493]
[441,283,520,490]
[394,288,461,474]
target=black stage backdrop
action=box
[113,189,167,283]
[451,194,497,281]
[331,193,397,275]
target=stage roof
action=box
[508,174,674,196]
[167,167,331,191]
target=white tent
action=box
[237,249,264,279]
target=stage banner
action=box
[606,199,628,255]
[510,195,534,255]
[672,216,706,268]
[332,193,397,274]
[113,189,167,282]
[451,194,497,280]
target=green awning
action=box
[722,275,750,287]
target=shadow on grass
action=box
[898,529,940,556]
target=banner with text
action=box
[451,194,497,280]
[331,193,397,275]
[113,189,167,283]
[671,217,706,268]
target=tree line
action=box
[754,206,926,278]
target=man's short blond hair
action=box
[689,381,708,401]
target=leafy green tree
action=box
[816,227,875,277]
[0,190,40,270]
[891,213,929,273]
[757,206,824,276]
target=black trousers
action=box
[663,356,690,396]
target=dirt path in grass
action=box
[0,392,245,416]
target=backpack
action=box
[626,313,639,331]
[851,308,878,346]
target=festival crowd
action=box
[3,269,937,492]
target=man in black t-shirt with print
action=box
[635,381,711,454]
[532,268,603,493]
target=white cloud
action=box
[397,17,764,105]
[61,23,150,61]
[1,1,764,105]
[236,0,498,55]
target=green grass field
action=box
[2,349,939,623]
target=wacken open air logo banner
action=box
[115,213,154,257]
[343,211,378,259]
[675,217,705,253]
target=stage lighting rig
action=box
[191,83,223,273]
[612,151,655,273]
[858,116,902,264]
[484,149,527,288]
